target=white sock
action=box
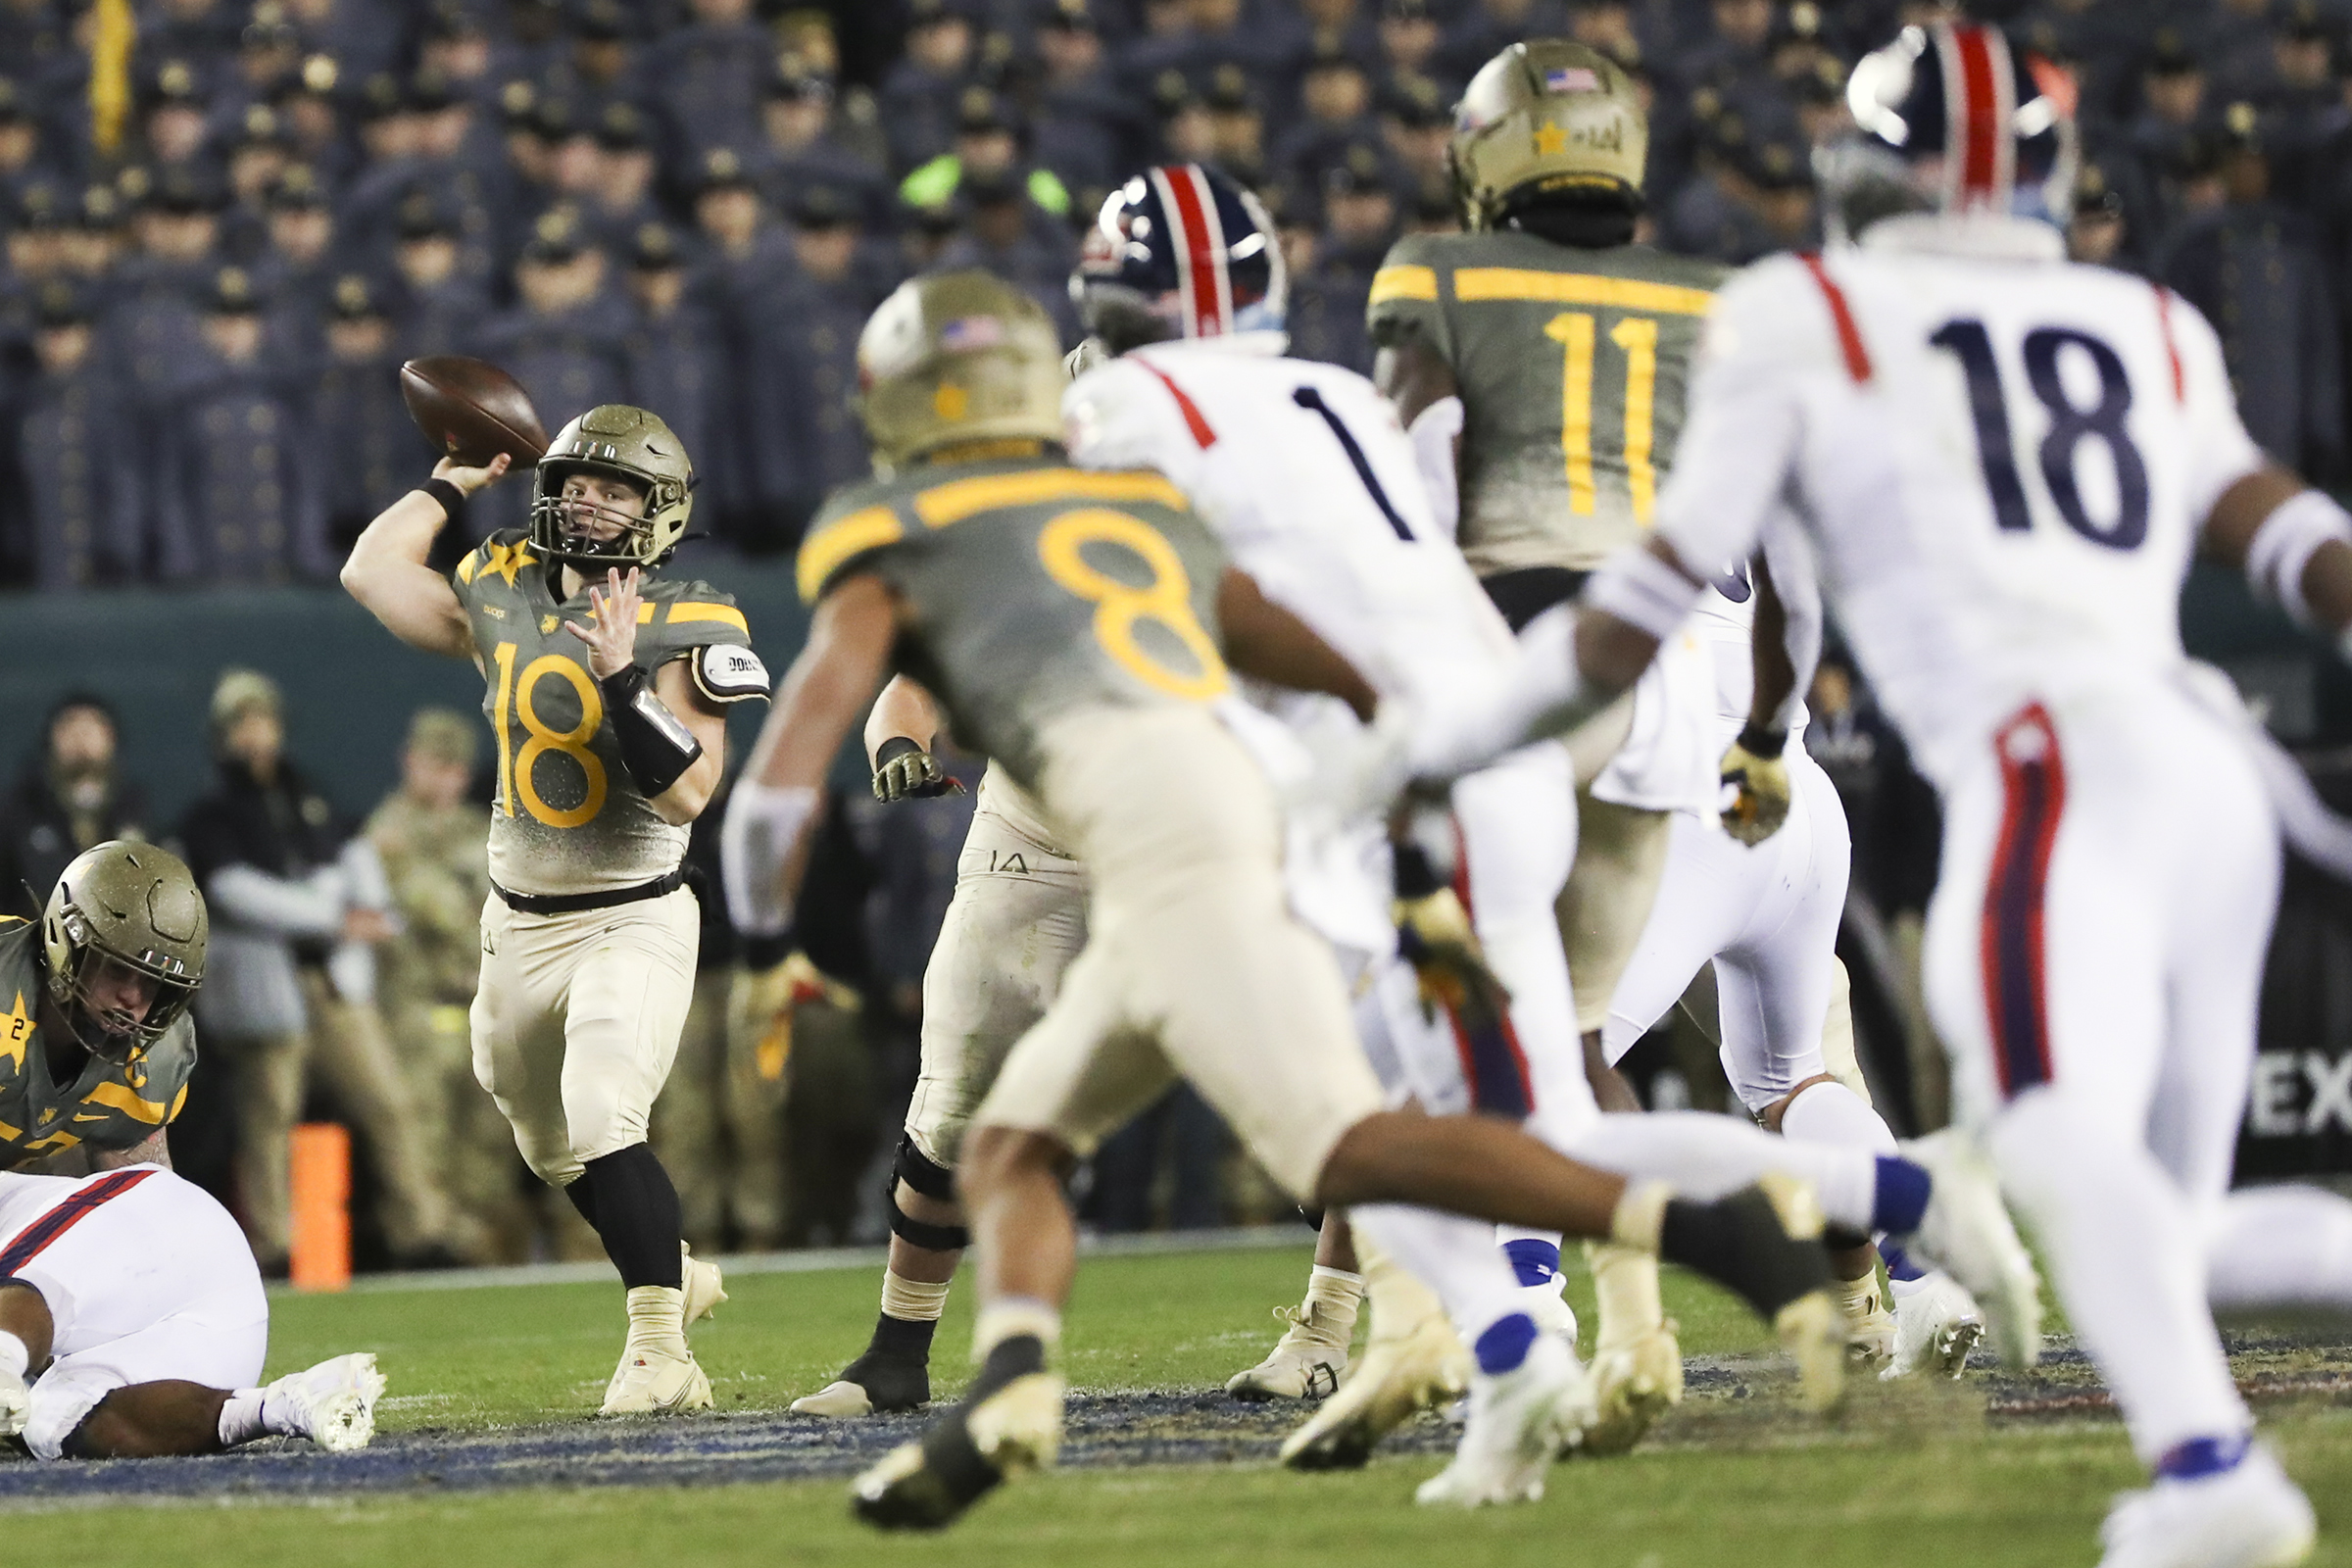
[624,1285,688,1355]
[2206,1184,2352,1312]
[972,1297,1059,1361]
[1352,1202,1526,1357]
[1993,1092,2247,1465]
[1561,1108,1880,1235]
[219,1388,269,1446]
[881,1268,952,1323]
[1779,1080,1898,1155]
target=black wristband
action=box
[874,736,924,772]
[598,664,703,799]
[1734,723,1788,760]
[1391,838,1446,900]
[418,477,468,523]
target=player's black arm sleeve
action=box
[1216,567,1379,721]
[600,665,704,799]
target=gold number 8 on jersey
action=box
[491,643,610,829]
[1037,508,1229,703]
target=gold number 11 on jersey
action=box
[1544,312,1659,522]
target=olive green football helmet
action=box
[1450,40,1649,230]
[856,270,1064,471]
[41,840,207,1059]
[530,404,696,568]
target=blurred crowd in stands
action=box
[0,0,2344,590]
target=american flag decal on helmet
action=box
[1544,67,1599,92]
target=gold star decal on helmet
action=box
[1534,122,1569,156]
[483,538,537,588]
[0,990,34,1074]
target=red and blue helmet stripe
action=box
[1846,22,2076,221]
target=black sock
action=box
[873,1312,939,1359]
[1659,1190,1830,1320]
[579,1144,684,1290]
[562,1178,599,1228]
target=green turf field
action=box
[14,1240,2352,1567]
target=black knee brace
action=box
[887,1135,970,1252]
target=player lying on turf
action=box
[0,1164,382,1458]
[1378,21,2352,1567]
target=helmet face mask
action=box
[527,406,695,568]
[40,842,206,1064]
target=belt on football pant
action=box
[1480,565,1593,632]
[491,867,686,916]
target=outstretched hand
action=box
[433,452,512,497]
[565,566,643,679]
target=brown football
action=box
[399,355,551,469]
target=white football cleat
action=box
[682,1244,727,1327]
[2097,1446,2315,1568]
[601,1346,714,1416]
[0,1361,29,1439]
[1415,1333,1594,1507]
[1895,1133,2041,1367]
[1883,1273,1984,1381]
[270,1352,387,1452]
[1227,1301,1350,1401]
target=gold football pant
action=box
[1558,793,1674,1035]
[470,886,700,1190]
[971,707,1384,1200]
[225,969,459,1262]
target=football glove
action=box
[727,952,863,1084]
[0,1333,27,1439]
[1719,728,1792,847]
[1393,840,1514,1031]
[871,737,964,803]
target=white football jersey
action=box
[1654,215,2268,787]
[1063,335,1519,720]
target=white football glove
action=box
[0,1330,29,1439]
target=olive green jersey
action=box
[0,920,193,1168]
[452,530,767,898]
[798,457,1232,791]
[1368,229,1728,575]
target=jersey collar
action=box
[1148,329,1291,361]
[1856,213,2066,264]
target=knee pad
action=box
[888,1135,969,1252]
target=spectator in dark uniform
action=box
[684,146,795,549]
[1033,0,1136,198]
[0,78,62,213]
[416,0,497,95]
[2120,34,2211,250]
[233,9,306,108]
[1285,145,1396,373]
[1201,62,1271,189]
[472,212,630,536]
[2256,5,2347,219]
[312,274,430,553]
[1376,0,1447,92]
[61,184,127,291]
[253,165,338,362]
[1154,72,1220,169]
[540,0,645,108]
[2159,113,2345,484]
[105,168,222,414]
[135,0,242,98]
[220,105,292,264]
[8,284,145,589]
[878,0,978,175]
[1,184,72,340]
[2068,162,2132,271]
[900,86,1075,225]
[618,222,725,530]
[646,0,775,183]
[756,68,889,230]
[270,50,353,188]
[133,59,219,187]
[1439,0,1570,86]
[1380,72,1453,210]
[577,103,662,259]
[155,267,331,584]
[937,166,1082,345]
[384,192,488,361]
[1271,48,1382,196]
[284,0,405,87]
[0,694,149,923]
[744,182,878,542]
